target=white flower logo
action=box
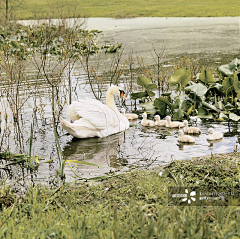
[182,189,196,204]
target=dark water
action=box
[1,17,240,183]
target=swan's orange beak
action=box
[120,91,127,100]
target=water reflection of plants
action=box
[0,21,122,181]
[0,21,239,182]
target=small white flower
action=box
[105,187,109,191]
[180,174,183,179]
[159,172,163,176]
[196,181,199,184]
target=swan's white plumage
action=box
[154,115,167,127]
[60,85,129,138]
[166,116,184,128]
[207,128,223,141]
[141,112,155,127]
[177,130,195,143]
[120,108,138,120]
[183,120,201,134]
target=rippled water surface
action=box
[1,17,240,183]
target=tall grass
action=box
[0,154,240,238]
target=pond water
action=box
[1,17,240,185]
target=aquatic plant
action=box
[140,58,240,121]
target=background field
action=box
[9,0,240,20]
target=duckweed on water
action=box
[0,153,240,238]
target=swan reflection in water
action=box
[208,138,223,149]
[62,131,128,177]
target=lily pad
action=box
[229,113,240,121]
[141,101,156,114]
[169,68,191,90]
[185,82,208,97]
[217,58,240,76]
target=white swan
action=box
[60,85,129,138]
[207,128,223,141]
[178,130,195,143]
[120,108,138,120]
[154,115,167,127]
[183,120,201,134]
[141,112,155,127]
[165,116,184,128]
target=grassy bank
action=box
[9,0,240,20]
[1,153,240,238]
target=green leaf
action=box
[173,109,184,120]
[197,107,213,119]
[169,68,191,90]
[154,97,172,110]
[219,112,228,120]
[185,82,208,97]
[146,83,157,90]
[229,113,240,121]
[137,76,151,89]
[199,69,216,84]
[233,73,240,92]
[141,101,156,114]
[202,101,218,112]
[131,92,148,100]
[217,58,240,76]
[222,76,234,91]
[146,90,155,97]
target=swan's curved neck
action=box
[106,91,119,113]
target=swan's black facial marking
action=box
[119,90,127,100]
[119,89,125,95]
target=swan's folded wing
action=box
[67,99,120,130]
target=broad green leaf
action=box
[131,92,148,100]
[141,101,156,114]
[154,97,172,110]
[146,90,155,97]
[225,103,234,110]
[233,73,240,92]
[219,112,228,120]
[197,107,213,119]
[202,101,218,112]
[146,83,157,90]
[173,109,184,120]
[199,69,216,84]
[169,68,191,89]
[217,58,240,76]
[229,113,240,121]
[162,92,171,96]
[185,82,208,97]
[137,76,151,89]
[222,76,234,91]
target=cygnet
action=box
[207,128,223,141]
[120,108,138,120]
[166,116,184,128]
[154,115,167,127]
[141,112,155,127]
[177,130,195,143]
[183,120,201,134]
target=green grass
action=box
[1,153,240,238]
[10,0,240,20]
